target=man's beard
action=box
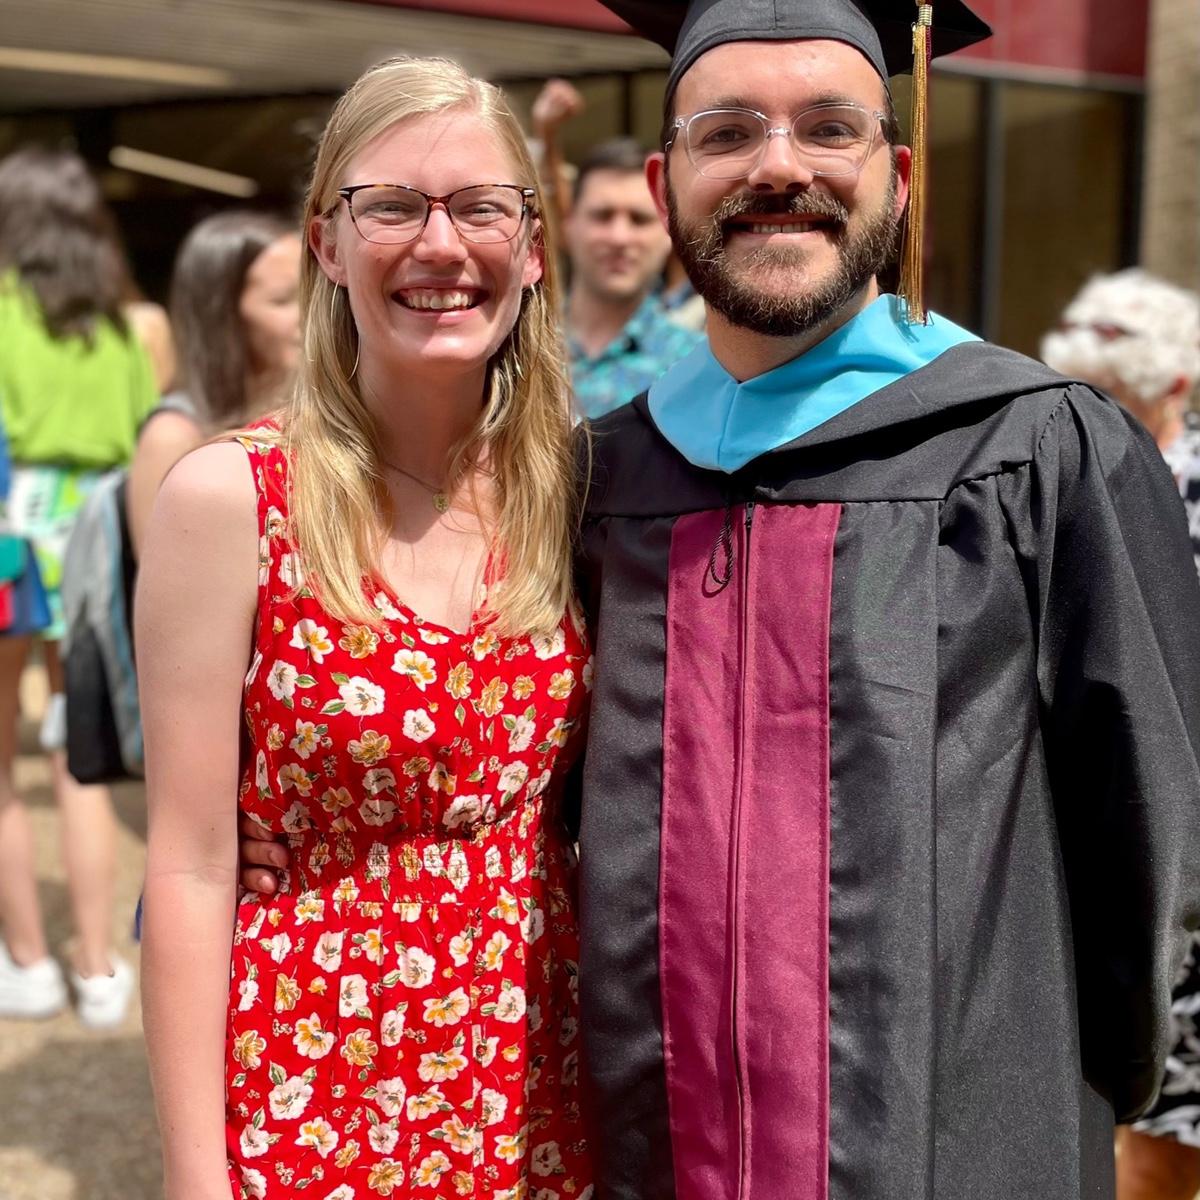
[666,172,900,338]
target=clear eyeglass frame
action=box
[666,102,888,181]
[334,183,538,245]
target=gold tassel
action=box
[899,2,934,325]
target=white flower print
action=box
[481,1087,508,1127]
[583,658,596,690]
[521,905,546,945]
[281,800,313,832]
[398,945,436,989]
[290,619,334,663]
[380,1003,407,1047]
[278,550,305,589]
[290,720,321,759]
[392,648,437,691]
[485,845,504,878]
[269,1075,314,1120]
[497,761,529,797]
[494,888,522,926]
[312,930,344,973]
[418,627,449,645]
[296,1116,339,1158]
[257,535,270,586]
[446,844,470,892]
[363,767,396,795]
[278,763,313,797]
[531,627,566,660]
[267,659,298,701]
[239,1166,267,1199]
[449,932,473,967]
[294,1014,335,1059]
[475,1036,499,1067]
[406,1085,447,1121]
[338,676,385,716]
[493,984,527,1024]
[323,1187,355,1200]
[294,893,325,924]
[254,750,271,797]
[423,987,470,1028]
[507,714,536,753]
[265,931,292,964]
[414,1150,452,1186]
[358,795,397,827]
[418,1048,469,1083]
[442,794,483,831]
[527,769,552,799]
[339,974,370,1017]
[402,708,436,743]
[427,762,455,795]
[532,1140,564,1177]
[373,1075,407,1117]
[482,931,512,972]
[372,590,404,621]
[369,1121,400,1154]
[264,505,286,538]
[240,1121,269,1158]
[237,978,259,1011]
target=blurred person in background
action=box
[0,145,157,1026]
[1043,269,1200,1200]
[137,56,592,1200]
[125,209,301,552]
[563,138,702,418]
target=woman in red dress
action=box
[137,57,592,1200]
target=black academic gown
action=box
[572,341,1200,1200]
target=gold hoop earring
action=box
[349,339,360,380]
[329,282,340,326]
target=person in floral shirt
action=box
[138,57,593,1200]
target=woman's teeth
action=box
[399,290,476,310]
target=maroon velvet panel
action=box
[661,502,841,1200]
[661,507,744,1199]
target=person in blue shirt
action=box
[562,138,702,418]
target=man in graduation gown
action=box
[575,2,1200,1197]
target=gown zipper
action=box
[729,499,756,1197]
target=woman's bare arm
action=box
[126,409,205,556]
[137,441,258,1200]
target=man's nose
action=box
[744,129,816,192]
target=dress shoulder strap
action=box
[233,427,299,662]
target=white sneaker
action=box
[0,942,68,1019]
[71,955,134,1029]
[39,691,67,753]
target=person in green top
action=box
[0,146,157,1028]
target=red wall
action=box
[956,0,1148,79]
[354,0,1149,80]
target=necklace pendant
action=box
[433,492,451,514]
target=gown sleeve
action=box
[1030,385,1200,1120]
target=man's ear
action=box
[308,213,345,287]
[892,145,913,222]
[646,152,670,231]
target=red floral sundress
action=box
[225,436,594,1200]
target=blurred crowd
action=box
[0,67,1199,1199]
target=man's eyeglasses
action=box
[334,183,537,245]
[666,103,887,181]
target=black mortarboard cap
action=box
[600,0,991,96]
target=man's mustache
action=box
[712,191,850,229]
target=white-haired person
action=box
[1043,268,1200,1200]
[1043,269,1200,552]
[136,57,593,1200]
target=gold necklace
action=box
[381,460,451,514]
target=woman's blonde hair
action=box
[279,56,576,636]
